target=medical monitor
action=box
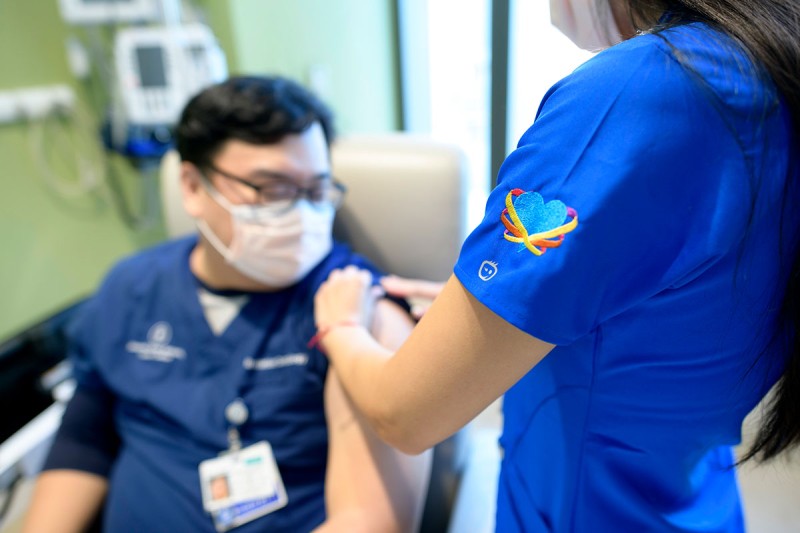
[114,24,228,125]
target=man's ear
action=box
[180,162,205,218]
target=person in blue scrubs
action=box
[23,76,431,533]
[311,1,800,531]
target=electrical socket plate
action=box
[0,84,75,124]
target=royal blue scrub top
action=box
[455,22,799,532]
[65,236,386,532]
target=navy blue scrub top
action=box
[61,236,386,532]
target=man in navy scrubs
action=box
[23,75,431,533]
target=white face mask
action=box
[197,185,334,288]
[550,0,622,51]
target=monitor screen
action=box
[136,45,167,88]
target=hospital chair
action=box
[159,133,501,533]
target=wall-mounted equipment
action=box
[54,1,229,229]
[57,0,160,25]
[114,23,227,127]
[104,23,227,161]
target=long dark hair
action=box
[616,0,800,461]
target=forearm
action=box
[318,275,554,454]
[22,470,108,533]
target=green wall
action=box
[0,1,165,340]
[0,1,400,341]
[227,0,401,134]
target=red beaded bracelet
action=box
[307,320,362,350]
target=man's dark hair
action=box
[175,75,335,169]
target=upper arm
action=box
[43,385,120,476]
[370,275,555,453]
[23,469,108,533]
[322,299,432,532]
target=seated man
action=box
[22,75,431,533]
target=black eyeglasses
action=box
[202,164,347,212]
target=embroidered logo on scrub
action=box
[501,189,578,256]
[478,261,498,281]
[126,321,187,362]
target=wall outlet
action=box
[0,92,18,123]
[0,85,75,123]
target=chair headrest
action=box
[158,149,195,238]
[331,134,468,281]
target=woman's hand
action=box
[315,266,381,331]
[380,276,445,319]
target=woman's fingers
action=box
[315,271,445,329]
[380,275,445,318]
[314,267,377,330]
[380,275,445,301]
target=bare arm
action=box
[315,269,555,454]
[314,298,432,532]
[20,383,119,533]
[22,470,108,533]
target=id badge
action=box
[199,441,288,531]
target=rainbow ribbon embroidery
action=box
[501,189,578,256]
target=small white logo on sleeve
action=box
[478,261,498,281]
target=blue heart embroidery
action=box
[512,192,567,252]
[513,192,567,234]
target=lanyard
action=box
[224,398,249,452]
[218,292,287,453]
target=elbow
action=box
[378,429,431,456]
[370,403,437,455]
